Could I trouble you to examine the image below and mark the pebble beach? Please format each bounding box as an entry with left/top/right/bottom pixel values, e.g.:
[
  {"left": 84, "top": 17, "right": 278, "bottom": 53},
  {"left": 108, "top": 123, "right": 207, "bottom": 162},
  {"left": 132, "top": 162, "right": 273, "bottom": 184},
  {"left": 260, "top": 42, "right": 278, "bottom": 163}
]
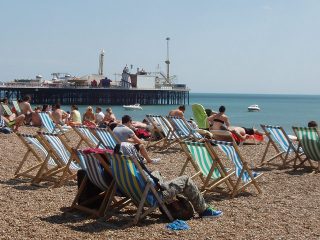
[{"left": 1, "top": 127, "right": 320, "bottom": 240}]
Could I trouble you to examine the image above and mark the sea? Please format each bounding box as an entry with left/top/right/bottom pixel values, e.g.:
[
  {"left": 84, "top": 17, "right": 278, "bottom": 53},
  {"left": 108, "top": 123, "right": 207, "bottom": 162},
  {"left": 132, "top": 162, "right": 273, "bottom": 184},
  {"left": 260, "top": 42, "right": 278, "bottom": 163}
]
[{"left": 51, "top": 93, "right": 320, "bottom": 134}]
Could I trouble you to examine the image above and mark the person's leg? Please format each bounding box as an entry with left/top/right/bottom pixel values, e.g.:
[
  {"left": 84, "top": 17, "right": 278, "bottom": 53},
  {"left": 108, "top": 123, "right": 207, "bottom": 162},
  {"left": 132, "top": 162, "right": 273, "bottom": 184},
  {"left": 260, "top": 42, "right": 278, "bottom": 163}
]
[
  {"left": 138, "top": 144, "right": 154, "bottom": 163},
  {"left": 14, "top": 114, "right": 25, "bottom": 131},
  {"left": 160, "top": 175, "right": 207, "bottom": 214}
]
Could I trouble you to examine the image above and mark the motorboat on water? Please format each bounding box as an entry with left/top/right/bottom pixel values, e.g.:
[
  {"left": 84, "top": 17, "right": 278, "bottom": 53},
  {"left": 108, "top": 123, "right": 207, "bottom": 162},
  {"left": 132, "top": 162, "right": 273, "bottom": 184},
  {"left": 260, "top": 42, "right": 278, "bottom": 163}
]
[
  {"left": 123, "top": 103, "right": 143, "bottom": 110},
  {"left": 248, "top": 104, "right": 260, "bottom": 112}
]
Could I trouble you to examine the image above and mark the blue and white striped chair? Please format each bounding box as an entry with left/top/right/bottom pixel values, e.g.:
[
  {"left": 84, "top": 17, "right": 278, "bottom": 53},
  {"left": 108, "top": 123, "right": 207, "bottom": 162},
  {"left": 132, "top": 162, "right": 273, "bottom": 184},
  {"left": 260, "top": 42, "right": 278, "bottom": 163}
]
[
  {"left": 90, "top": 127, "right": 120, "bottom": 150},
  {"left": 107, "top": 152, "right": 173, "bottom": 225},
  {"left": 38, "top": 112, "right": 71, "bottom": 141},
  {"left": 210, "top": 140, "right": 263, "bottom": 197},
  {"left": 167, "top": 116, "right": 203, "bottom": 141},
  {"left": 260, "top": 125, "right": 302, "bottom": 167},
  {"left": 36, "top": 132, "right": 81, "bottom": 187},
  {"left": 146, "top": 115, "right": 179, "bottom": 150},
  {"left": 15, "top": 133, "right": 57, "bottom": 181},
  {"left": 72, "top": 125, "right": 101, "bottom": 149}
]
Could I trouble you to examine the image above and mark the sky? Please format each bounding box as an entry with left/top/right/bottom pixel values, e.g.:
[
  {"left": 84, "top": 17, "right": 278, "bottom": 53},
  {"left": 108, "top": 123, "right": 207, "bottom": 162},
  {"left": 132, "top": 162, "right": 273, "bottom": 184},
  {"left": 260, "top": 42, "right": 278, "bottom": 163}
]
[{"left": 1, "top": 0, "right": 320, "bottom": 94}]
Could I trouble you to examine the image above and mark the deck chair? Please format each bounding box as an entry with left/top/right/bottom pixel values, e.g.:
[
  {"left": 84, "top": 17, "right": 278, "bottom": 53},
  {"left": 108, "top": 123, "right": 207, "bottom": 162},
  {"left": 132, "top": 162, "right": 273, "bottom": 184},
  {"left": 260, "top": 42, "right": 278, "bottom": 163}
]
[
  {"left": 107, "top": 152, "right": 173, "bottom": 226},
  {"left": 209, "top": 140, "right": 263, "bottom": 197},
  {"left": 72, "top": 125, "right": 101, "bottom": 149},
  {"left": 90, "top": 127, "right": 120, "bottom": 150},
  {"left": 192, "top": 103, "right": 210, "bottom": 129},
  {"left": 1, "top": 102, "right": 14, "bottom": 116},
  {"left": 167, "top": 116, "right": 204, "bottom": 141},
  {"left": 292, "top": 127, "right": 320, "bottom": 172},
  {"left": 260, "top": 124, "right": 302, "bottom": 167},
  {"left": 35, "top": 132, "right": 81, "bottom": 187},
  {"left": 14, "top": 133, "right": 57, "bottom": 181},
  {"left": 70, "top": 149, "right": 130, "bottom": 217},
  {"left": 180, "top": 141, "right": 235, "bottom": 194},
  {"left": 38, "top": 112, "right": 71, "bottom": 141},
  {"left": 145, "top": 115, "right": 179, "bottom": 151},
  {"left": 12, "top": 100, "right": 21, "bottom": 114}
]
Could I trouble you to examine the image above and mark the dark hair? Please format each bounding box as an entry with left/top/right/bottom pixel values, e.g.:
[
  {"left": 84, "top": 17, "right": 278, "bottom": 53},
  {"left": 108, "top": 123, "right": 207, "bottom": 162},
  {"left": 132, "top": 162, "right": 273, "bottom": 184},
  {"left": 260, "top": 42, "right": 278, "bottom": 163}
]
[
  {"left": 219, "top": 106, "right": 226, "bottom": 113},
  {"left": 178, "top": 105, "right": 186, "bottom": 111},
  {"left": 122, "top": 115, "right": 132, "bottom": 124},
  {"left": 205, "top": 108, "right": 212, "bottom": 117},
  {"left": 42, "top": 104, "right": 49, "bottom": 112},
  {"left": 71, "top": 104, "right": 78, "bottom": 110},
  {"left": 308, "top": 121, "right": 318, "bottom": 128},
  {"left": 96, "top": 107, "right": 102, "bottom": 111},
  {"left": 23, "top": 95, "right": 31, "bottom": 101},
  {"left": 55, "top": 103, "right": 61, "bottom": 109},
  {"left": 109, "top": 122, "right": 118, "bottom": 131}
]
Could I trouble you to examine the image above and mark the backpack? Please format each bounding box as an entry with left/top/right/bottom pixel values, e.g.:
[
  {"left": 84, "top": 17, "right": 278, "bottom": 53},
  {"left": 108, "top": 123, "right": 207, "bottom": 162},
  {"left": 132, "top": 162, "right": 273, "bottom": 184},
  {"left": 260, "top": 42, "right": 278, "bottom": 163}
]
[{"left": 161, "top": 194, "right": 194, "bottom": 220}]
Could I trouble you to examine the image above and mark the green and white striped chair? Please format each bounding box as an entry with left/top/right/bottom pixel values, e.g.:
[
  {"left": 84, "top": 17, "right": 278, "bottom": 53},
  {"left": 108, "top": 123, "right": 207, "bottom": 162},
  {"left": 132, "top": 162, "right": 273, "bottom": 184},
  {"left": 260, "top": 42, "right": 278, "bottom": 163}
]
[
  {"left": 107, "top": 152, "right": 173, "bottom": 226},
  {"left": 36, "top": 132, "right": 81, "bottom": 187},
  {"left": 38, "top": 112, "right": 71, "bottom": 141},
  {"left": 260, "top": 124, "right": 302, "bottom": 167},
  {"left": 210, "top": 140, "right": 263, "bottom": 197},
  {"left": 1, "top": 102, "right": 14, "bottom": 116},
  {"left": 12, "top": 100, "right": 21, "bottom": 114},
  {"left": 180, "top": 141, "right": 235, "bottom": 194},
  {"left": 90, "top": 127, "right": 120, "bottom": 150},
  {"left": 292, "top": 127, "right": 320, "bottom": 172}
]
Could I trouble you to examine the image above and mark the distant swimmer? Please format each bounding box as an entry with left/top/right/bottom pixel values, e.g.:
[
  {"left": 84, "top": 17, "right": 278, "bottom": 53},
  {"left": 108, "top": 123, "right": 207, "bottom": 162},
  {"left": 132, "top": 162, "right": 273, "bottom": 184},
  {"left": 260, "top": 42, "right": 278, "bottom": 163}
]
[{"left": 169, "top": 105, "right": 185, "bottom": 119}]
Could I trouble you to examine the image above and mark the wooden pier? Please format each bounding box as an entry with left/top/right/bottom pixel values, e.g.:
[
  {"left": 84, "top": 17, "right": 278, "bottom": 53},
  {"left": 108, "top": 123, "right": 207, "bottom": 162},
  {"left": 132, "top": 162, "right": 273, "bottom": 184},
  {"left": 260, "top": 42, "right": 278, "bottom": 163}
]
[{"left": 0, "top": 86, "right": 189, "bottom": 105}]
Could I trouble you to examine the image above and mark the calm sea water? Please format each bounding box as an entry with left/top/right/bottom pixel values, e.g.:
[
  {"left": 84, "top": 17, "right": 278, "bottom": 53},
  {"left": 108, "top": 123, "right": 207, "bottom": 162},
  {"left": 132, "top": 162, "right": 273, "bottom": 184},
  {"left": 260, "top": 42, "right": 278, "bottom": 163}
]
[{"left": 52, "top": 93, "right": 320, "bottom": 134}]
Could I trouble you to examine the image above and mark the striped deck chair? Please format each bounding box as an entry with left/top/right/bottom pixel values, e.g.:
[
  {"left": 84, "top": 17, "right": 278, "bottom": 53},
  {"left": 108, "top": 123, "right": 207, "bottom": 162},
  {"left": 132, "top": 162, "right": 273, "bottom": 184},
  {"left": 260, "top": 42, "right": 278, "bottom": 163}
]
[
  {"left": 260, "top": 125, "right": 302, "bottom": 167},
  {"left": 38, "top": 112, "right": 71, "bottom": 141},
  {"left": 146, "top": 114, "right": 179, "bottom": 150},
  {"left": 292, "top": 127, "right": 320, "bottom": 172},
  {"left": 72, "top": 125, "right": 101, "bottom": 149},
  {"left": 90, "top": 127, "right": 120, "bottom": 150},
  {"left": 35, "top": 132, "right": 81, "bottom": 187},
  {"left": 14, "top": 133, "right": 57, "bottom": 181},
  {"left": 12, "top": 100, "right": 21, "bottom": 114},
  {"left": 1, "top": 102, "right": 14, "bottom": 116},
  {"left": 107, "top": 152, "right": 173, "bottom": 226},
  {"left": 167, "top": 116, "right": 204, "bottom": 141},
  {"left": 209, "top": 140, "right": 263, "bottom": 197},
  {"left": 70, "top": 149, "right": 130, "bottom": 217},
  {"left": 180, "top": 141, "right": 235, "bottom": 194}
]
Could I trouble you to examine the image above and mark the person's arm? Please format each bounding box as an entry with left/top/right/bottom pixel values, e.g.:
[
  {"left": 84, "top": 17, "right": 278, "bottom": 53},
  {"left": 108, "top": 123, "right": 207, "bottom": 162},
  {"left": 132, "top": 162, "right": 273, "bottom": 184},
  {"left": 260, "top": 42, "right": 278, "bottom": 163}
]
[
  {"left": 130, "top": 134, "right": 143, "bottom": 144},
  {"left": 224, "top": 116, "right": 231, "bottom": 127},
  {"left": 26, "top": 103, "right": 34, "bottom": 113}
]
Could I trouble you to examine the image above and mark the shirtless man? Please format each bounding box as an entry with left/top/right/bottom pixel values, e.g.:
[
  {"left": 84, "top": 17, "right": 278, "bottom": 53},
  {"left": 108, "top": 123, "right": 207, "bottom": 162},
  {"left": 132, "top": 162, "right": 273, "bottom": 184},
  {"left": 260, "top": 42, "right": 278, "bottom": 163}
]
[
  {"left": 52, "top": 103, "right": 68, "bottom": 125},
  {"left": 169, "top": 105, "right": 185, "bottom": 118},
  {"left": 19, "top": 95, "right": 34, "bottom": 124}
]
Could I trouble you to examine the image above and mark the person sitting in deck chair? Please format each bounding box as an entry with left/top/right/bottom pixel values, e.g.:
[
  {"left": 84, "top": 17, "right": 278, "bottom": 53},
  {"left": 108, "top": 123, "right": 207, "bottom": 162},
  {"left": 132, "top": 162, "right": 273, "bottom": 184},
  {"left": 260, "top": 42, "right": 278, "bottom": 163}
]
[
  {"left": 169, "top": 105, "right": 186, "bottom": 119},
  {"left": 113, "top": 115, "right": 160, "bottom": 164},
  {"left": 114, "top": 141, "right": 223, "bottom": 218}
]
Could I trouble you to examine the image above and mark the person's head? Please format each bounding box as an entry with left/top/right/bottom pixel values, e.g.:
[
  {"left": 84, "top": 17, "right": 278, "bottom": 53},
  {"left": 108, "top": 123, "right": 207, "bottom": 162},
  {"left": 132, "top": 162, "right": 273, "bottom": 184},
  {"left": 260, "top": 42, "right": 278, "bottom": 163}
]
[
  {"left": 219, "top": 105, "right": 226, "bottom": 113},
  {"left": 71, "top": 105, "right": 78, "bottom": 110},
  {"left": 96, "top": 107, "right": 102, "bottom": 113},
  {"left": 122, "top": 115, "right": 132, "bottom": 125},
  {"left": 2, "top": 98, "right": 8, "bottom": 104},
  {"left": 42, "top": 104, "right": 49, "bottom": 112},
  {"left": 106, "top": 107, "right": 112, "bottom": 113},
  {"left": 23, "top": 95, "right": 31, "bottom": 102},
  {"left": 178, "top": 105, "right": 186, "bottom": 112},
  {"left": 86, "top": 106, "right": 93, "bottom": 113},
  {"left": 205, "top": 108, "right": 212, "bottom": 117},
  {"left": 308, "top": 121, "right": 318, "bottom": 128},
  {"left": 55, "top": 103, "right": 61, "bottom": 109}
]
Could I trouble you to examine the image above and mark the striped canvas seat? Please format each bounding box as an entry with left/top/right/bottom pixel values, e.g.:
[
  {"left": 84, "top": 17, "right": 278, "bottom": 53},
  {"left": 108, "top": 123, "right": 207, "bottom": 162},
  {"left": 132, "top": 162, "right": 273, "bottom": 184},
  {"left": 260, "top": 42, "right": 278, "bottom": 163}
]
[
  {"left": 15, "top": 133, "right": 57, "bottom": 181},
  {"left": 107, "top": 152, "right": 173, "bottom": 225},
  {"left": 210, "top": 140, "right": 262, "bottom": 197},
  {"left": 12, "top": 100, "right": 21, "bottom": 114},
  {"left": 146, "top": 115, "right": 178, "bottom": 150},
  {"left": 292, "top": 127, "right": 320, "bottom": 171},
  {"left": 1, "top": 102, "right": 13, "bottom": 116},
  {"left": 260, "top": 125, "right": 302, "bottom": 167},
  {"left": 36, "top": 132, "right": 81, "bottom": 187},
  {"left": 38, "top": 112, "right": 71, "bottom": 139},
  {"left": 73, "top": 125, "right": 101, "bottom": 149},
  {"left": 167, "top": 116, "right": 203, "bottom": 140},
  {"left": 180, "top": 141, "right": 234, "bottom": 194},
  {"left": 90, "top": 128, "right": 119, "bottom": 150}
]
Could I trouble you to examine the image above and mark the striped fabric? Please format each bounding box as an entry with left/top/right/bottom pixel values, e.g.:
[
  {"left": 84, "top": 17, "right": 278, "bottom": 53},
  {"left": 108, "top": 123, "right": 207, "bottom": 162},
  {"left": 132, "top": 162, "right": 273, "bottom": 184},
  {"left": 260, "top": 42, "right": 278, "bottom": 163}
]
[
  {"left": 0, "top": 116, "right": 5, "bottom": 128},
  {"left": 212, "top": 140, "right": 252, "bottom": 183},
  {"left": 168, "top": 116, "right": 203, "bottom": 139},
  {"left": 108, "top": 153, "right": 157, "bottom": 207},
  {"left": 1, "top": 103, "right": 13, "bottom": 116},
  {"left": 42, "top": 133, "right": 80, "bottom": 170},
  {"left": 20, "top": 134, "right": 56, "bottom": 166},
  {"left": 74, "top": 126, "right": 101, "bottom": 148},
  {"left": 92, "top": 128, "right": 118, "bottom": 149},
  {"left": 38, "top": 112, "right": 57, "bottom": 133},
  {"left": 264, "top": 125, "right": 293, "bottom": 153},
  {"left": 12, "top": 100, "right": 21, "bottom": 113},
  {"left": 75, "top": 150, "right": 109, "bottom": 191},
  {"left": 184, "top": 141, "right": 221, "bottom": 179},
  {"left": 293, "top": 127, "right": 320, "bottom": 161},
  {"left": 147, "top": 115, "right": 176, "bottom": 140}
]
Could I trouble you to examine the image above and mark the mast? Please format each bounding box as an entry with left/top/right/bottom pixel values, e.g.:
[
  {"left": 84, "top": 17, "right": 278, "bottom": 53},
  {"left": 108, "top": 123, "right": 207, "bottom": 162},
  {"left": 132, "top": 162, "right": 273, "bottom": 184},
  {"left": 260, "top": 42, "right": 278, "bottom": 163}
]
[
  {"left": 98, "top": 49, "right": 104, "bottom": 75},
  {"left": 165, "top": 37, "right": 170, "bottom": 83}
]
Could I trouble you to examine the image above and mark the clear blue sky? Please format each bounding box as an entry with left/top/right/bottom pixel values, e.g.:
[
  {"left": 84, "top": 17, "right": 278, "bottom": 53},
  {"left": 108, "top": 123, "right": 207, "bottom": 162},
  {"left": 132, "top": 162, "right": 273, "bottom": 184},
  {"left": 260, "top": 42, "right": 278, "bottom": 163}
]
[{"left": 1, "top": 1, "right": 320, "bottom": 94}]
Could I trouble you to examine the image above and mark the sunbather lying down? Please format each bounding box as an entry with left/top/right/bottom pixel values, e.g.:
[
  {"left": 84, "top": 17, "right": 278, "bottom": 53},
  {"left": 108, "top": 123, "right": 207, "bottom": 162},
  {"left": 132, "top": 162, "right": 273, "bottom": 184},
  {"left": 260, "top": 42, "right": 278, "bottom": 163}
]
[{"left": 228, "top": 126, "right": 264, "bottom": 142}]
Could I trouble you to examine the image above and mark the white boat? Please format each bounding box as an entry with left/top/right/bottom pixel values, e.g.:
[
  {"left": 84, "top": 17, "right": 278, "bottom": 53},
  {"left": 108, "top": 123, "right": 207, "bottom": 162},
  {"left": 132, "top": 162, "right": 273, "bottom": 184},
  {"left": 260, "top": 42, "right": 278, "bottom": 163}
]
[
  {"left": 248, "top": 104, "right": 260, "bottom": 112},
  {"left": 123, "top": 103, "right": 143, "bottom": 110}
]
